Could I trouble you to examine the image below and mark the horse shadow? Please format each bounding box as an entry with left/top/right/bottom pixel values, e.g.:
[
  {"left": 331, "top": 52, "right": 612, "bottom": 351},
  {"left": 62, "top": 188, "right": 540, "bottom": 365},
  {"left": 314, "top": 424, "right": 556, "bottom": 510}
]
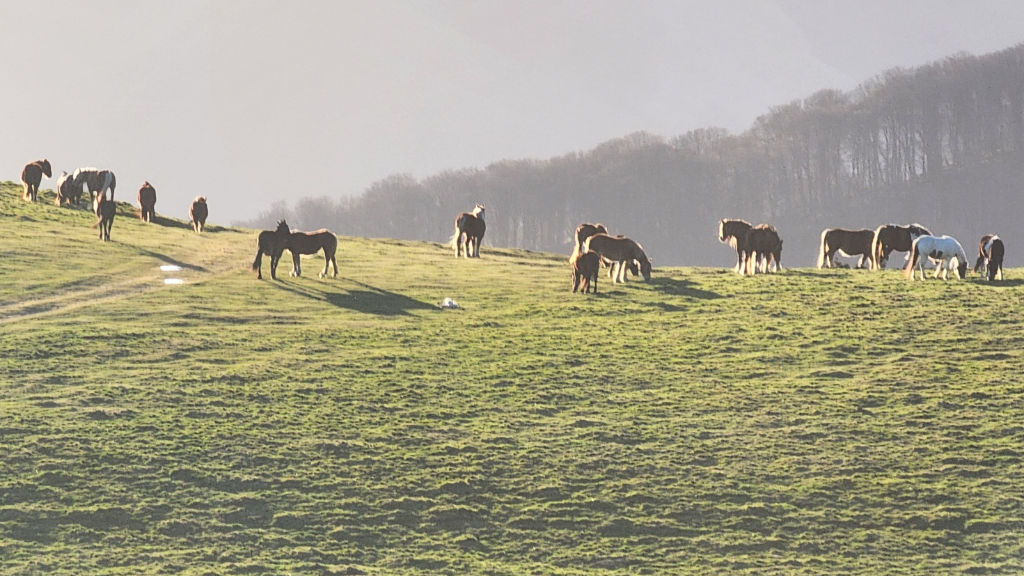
[
  {"left": 272, "top": 278, "right": 436, "bottom": 316},
  {"left": 131, "top": 246, "right": 209, "bottom": 272},
  {"left": 648, "top": 277, "right": 722, "bottom": 300}
]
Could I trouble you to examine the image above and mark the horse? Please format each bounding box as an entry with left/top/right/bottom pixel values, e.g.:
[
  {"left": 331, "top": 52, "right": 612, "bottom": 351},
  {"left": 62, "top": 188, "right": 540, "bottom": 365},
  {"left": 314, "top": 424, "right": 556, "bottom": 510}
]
[
  {"left": 53, "top": 171, "right": 82, "bottom": 207},
  {"left": 450, "top": 204, "right": 486, "bottom": 258},
  {"left": 743, "top": 224, "right": 783, "bottom": 274},
  {"left": 817, "top": 228, "right": 875, "bottom": 269},
  {"left": 252, "top": 220, "right": 291, "bottom": 280},
  {"left": 906, "top": 234, "right": 968, "bottom": 280},
  {"left": 72, "top": 167, "right": 116, "bottom": 203},
  {"left": 189, "top": 197, "right": 208, "bottom": 233},
  {"left": 287, "top": 229, "right": 339, "bottom": 279},
  {"left": 91, "top": 194, "right": 115, "bottom": 241},
  {"left": 138, "top": 181, "right": 157, "bottom": 222},
  {"left": 583, "top": 233, "right": 652, "bottom": 282},
  {"left": 21, "top": 159, "right": 51, "bottom": 202},
  {"left": 973, "top": 234, "right": 1005, "bottom": 281},
  {"left": 570, "top": 250, "right": 600, "bottom": 293},
  {"left": 718, "top": 218, "right": 753, "bottom": 273},
  {"left": 572, "top": 223, "right": 608, "bottom": 257},
  {"left": 871, "top": 223, "right": 930, "bottom": 270}
]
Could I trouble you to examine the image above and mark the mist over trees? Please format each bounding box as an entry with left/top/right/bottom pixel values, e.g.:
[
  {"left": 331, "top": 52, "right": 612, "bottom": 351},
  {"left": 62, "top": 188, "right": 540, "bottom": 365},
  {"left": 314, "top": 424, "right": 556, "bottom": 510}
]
[{"left": 243, "top": 44, "right": 1024, "bottom": 266}]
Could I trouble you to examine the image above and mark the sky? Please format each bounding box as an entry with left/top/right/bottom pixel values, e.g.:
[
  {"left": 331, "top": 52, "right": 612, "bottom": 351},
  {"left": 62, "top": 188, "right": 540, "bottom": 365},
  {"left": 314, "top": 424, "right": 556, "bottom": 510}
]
[{"left": 3, "top": 1, "right": 1024, "bottom": 224}]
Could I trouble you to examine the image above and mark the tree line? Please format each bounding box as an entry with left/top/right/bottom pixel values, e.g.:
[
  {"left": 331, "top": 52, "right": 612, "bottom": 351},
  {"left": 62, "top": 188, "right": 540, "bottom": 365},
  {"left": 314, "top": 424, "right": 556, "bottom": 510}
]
[{"left": 242, "top": 44, "right": 1024, "bottom": 266}]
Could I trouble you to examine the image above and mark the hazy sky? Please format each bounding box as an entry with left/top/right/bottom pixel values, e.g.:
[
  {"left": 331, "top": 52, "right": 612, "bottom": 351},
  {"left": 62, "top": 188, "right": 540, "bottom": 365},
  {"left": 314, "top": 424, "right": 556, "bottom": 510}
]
[{"left": 4, "top": 1, "right": 1024, "bottom": 224}]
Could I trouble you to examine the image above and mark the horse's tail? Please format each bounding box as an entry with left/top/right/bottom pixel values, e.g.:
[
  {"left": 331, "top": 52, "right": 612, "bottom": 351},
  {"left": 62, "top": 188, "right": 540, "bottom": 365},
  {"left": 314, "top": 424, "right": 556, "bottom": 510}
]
[
  {"left": 817, "top": 229, "right": 830, "bottom": 269},
  {"left": 905, "top": 242, "right": 920, "bottom": 278},
  {"left": 449, "top": 220, "right": 462, "bottom": 251},
  {"left": 252, "top": 246, "right": 264, "bottom": 271},
  {"left": 870, "top": 228, "right": 883, "bottom": 270}
]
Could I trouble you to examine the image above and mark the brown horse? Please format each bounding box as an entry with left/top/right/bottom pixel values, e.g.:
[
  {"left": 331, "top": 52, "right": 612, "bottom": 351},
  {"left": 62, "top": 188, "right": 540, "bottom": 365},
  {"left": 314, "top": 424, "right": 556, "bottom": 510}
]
[
  {"left": 871, "top": 223, "right": 930, "bottom": 270},
  {"left": 54, "top": 171, "right": 82, "bottom": 207},
  {"left": 287, "top": 229, "right": 339, "bottom": 278},
  {"left": 817, "top": 228, "right": 875, "bottom": 269},
  {"left": 252, "top": 220, "right": 291, "bottom": 280},
  {"left": 718, "top": 218, "right": 753, "bottom": 273},
  {"left": 138, "top": 181, "right": 157, "bottom": 222},
  {"left": 570, "top": 250, "right": 600, "bottom": 293},
  {"left": 21, "top": 159, "right": 51, "bottom": 202},
  {"left": 974, "top": 234, "right": 1005, "bottom": 281},
  {"left": 189, "top": 197, "right": 208, "bottom": 233},
  {"left": 744, "top": 224, "right": 782, "bottom": 274},
  {"left": 91, "top": 194, "right": 115, "bottom": 241},
  {"left": 572, "top": 223, "right": 608, "bottom": 257},
  {"left": 450, "top": 204, "right": 486, "bottom": 258},
  {"left": 583, "top": 233, "right": 652, "bottom": 282}
]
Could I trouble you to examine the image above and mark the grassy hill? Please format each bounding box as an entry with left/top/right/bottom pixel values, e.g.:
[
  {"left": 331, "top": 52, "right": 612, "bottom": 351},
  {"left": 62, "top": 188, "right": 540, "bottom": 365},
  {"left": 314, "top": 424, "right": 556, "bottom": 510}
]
[{"left": 1, "top": 181, "right": 1023, "bottom": 575}]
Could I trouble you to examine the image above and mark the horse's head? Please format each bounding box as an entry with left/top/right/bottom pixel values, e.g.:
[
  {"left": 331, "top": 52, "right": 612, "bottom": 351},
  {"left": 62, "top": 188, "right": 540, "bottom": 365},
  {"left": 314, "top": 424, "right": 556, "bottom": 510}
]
[
  {"left": 472, "top": 204, "right": 485, "bottom": 219},
  {"left": 956, "top": 260, "right": 968, "bottom": 280},
  {"left": 639, "top": 256, "right": 652, "bottom": 281},
  {"left": 40, "top": 159, "right": 52, "bottom": 178},
  {"left": 276, "top": 220, "right": 291, "bottom": 234}
]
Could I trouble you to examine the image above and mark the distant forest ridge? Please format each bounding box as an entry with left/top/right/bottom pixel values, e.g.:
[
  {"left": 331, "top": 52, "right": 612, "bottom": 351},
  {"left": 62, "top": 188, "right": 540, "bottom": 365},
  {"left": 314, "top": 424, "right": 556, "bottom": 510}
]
[{"left": 243, "top": 42, "right": 1024, "bottom": 266}]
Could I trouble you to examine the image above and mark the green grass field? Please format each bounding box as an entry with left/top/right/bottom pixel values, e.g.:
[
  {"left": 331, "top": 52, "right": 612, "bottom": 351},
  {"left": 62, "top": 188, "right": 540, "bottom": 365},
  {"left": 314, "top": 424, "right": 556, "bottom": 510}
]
[{"left": 1, "top": 181, "right": 1023, "bottom": 575}]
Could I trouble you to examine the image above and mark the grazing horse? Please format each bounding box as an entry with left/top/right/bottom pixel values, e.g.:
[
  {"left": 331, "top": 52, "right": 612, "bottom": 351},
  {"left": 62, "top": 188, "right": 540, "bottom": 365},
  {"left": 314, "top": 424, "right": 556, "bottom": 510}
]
[
  {"left": 91, "top": 194, "right": 115, "bottom": 241},
  {"left": 252, "top": 220, "right": 291, "bottom": 280},
  {"left": 906, "top": 234, "right": 969, "bottom": 280},
  {"left": 53, "top": 171, "right": 82, "bottom": 207},
  {"left": 583, "top": 233, "right": 652, "bottom": 282},
  {"left": 744, "top": 224, "right": 783, "bottom": 274},
  {"left": 189, "top": 197, "right": 208, "bottom": 233},
  {"left": 72, "top": 167, "right": 116, "bottom": 203},
  {"left": 572, "top": 223, "right": 608, "bottom": 257},
  {"left": 718, "top": 218, "right": 753, "bottom": 273},
  {"left": 570, "top": 250, "right": 600, "bottom": 293},
  {"left": 287, "top": 229, "right": 339, "bottom": 278},
  {"left": 138, "top": 181, "right": 157, "bottom": 222},
  {"left": 450, "top": 204, "right": 486, "bottom": 258},
  {"left": 817, "top": 228, "right": 875, "bottom": 269},
  {"left": 21, "top": 159, "right": 51, "bottom": 202},
  {"left": 974, "top": 234, "right": 1005, "bottom": 281},
  {"left": 871, "top": 223, "right": 930, "bottom": 270}
]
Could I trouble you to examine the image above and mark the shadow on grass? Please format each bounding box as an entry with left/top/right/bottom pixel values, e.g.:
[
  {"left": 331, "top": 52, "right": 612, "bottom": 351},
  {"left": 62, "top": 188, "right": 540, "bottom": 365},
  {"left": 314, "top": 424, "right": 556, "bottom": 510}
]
[
  {"left": 649, "top": 277, "right": 722, "bottom": 300},
  {"left": 131, "top": 246, "right": 210, "bottom": 272},
  {"left": 271, "top": 278, "right": 436, "bottom": 316}
]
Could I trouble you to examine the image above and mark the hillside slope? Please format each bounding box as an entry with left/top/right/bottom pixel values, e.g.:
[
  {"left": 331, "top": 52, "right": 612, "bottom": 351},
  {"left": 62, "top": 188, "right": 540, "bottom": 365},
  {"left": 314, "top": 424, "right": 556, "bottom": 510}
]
[{"left": 2, "top": 182, "right": 1023, "bottom": 575}]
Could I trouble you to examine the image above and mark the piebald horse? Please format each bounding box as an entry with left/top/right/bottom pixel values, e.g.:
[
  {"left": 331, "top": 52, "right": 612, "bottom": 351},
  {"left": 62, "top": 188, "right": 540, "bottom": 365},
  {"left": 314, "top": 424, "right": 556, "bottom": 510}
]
[
  {"left": 572, "top": 222, "right": 608, "bottom": 258},
  {"left": 817, "top": 228, "right": 875, "bottom": 269},
  {"left": 72, "top": 167, "right": 116, "bottom": 203},
  {"left": 871, "top": 223, "right": 930, "bottom": 270},
  {"left": 54, "top": 171, "right": 82, "bottom": 207},
  {"left": 252, "top": 220, "right": 291, "bottom": 280},
  {"left": 450, "top": 204, "right": 486, "bottom": 258},
  {"left": 718, "top": 218, "right": 753, "bottom": 273},
  {"left": 21, "top": 159, "right": 51, "bottom": 202},
  {"left": 138, "top": 181, "right": 157, "bottom": 222},
  {"left": 906, "top": 234, "right": 968, "bottom": 280},
  {"left": 973, "top": 234, "right": 1005, "bottom": 281},
  {"left": 189, "top": 197, "right": 208, "bottom": 233},
  {"left": 583, "top": 233, "right": 652, "bottom": 283}
]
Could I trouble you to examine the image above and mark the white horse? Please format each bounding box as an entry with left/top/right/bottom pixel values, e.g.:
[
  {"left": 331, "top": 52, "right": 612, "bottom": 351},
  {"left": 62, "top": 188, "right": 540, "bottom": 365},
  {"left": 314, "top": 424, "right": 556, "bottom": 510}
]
[
  {"left": 906, "top": 234, "right": 969, "bottom": 280},
  {"left": 72, "top": 167, "right": 117, "bottom": 203}
]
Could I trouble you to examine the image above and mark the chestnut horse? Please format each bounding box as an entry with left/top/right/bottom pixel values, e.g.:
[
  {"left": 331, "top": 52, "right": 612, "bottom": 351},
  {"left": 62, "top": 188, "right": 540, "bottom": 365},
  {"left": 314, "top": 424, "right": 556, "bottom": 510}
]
[
  {"left": 450, "top": 204, "right": 486, "bottom": 258},
  {"left": 973, "top": 234, "right": 1005, "bottom": 281},
  {"left": 583, "top": 233, "right": 652, "bottom": 282},
  {"left": 572, "top": 222, "right": 608, "bottom": 257},
  {"left": 718, "top": 218, "right": 753, "bottom": 273},
  {"left": 871, "top": 223, "right": 930, "bottom": 270},
  {"left": 570, "top": 250, "right": 600, "bottom": 293},
  {"left": 288, "top": 229, "right": 339, "bottom": 278},
  {"left": 189, "top": 197, "right": 208, "bottom": 233},
  {"left": 252, "top": 220, "right": 291, "bottom": 280},
  {"left": 744, "top": 224, "right": 783, "bottom": 274},
  {"left": 21, "top": 159, "right": 51, "bottom": 202},
  {"left": 817, "top": 228, "right": 875, "bottom": 269},
  {"left": 138, "top": 181, "right": 157, "bottom": 222}
]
